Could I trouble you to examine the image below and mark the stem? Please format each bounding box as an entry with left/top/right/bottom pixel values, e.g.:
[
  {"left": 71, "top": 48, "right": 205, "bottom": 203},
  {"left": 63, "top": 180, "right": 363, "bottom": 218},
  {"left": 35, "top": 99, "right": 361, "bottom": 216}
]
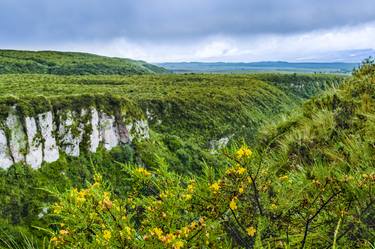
[
  {"left": 300, "top": 191, "right": 341, "bottom": 249},
  {"left": 332, "top": 217, "right": 342, "bottom": 249}
]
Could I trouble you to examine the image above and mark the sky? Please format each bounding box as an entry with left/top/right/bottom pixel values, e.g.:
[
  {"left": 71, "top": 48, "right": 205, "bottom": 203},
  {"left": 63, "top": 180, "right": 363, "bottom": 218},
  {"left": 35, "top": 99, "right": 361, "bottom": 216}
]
[{"left": 0, "top": 0, "right": 375, "bottom": 62}]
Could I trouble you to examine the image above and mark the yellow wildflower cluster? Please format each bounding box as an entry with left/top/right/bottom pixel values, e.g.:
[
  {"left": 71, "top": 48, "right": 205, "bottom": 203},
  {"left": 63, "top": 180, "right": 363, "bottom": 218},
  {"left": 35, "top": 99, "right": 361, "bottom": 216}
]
[
  {"left": 50, "top": 236, "right": 64, "bottom": 246},
  {"left": 76, "top": 189, "right": 89, "bottom": 206},
  {"left": 120, "top": 226, "right": 133, "bottom": 240},
  {"left": 209, "top": 181, "right": 221, "bottom": 194},
  {"left": 147, "top": 217, "right": 206, "bottom": 248},
  {"left": 279, "top": 175, "right": 289, "bottom": 181},
  {"left": 362, "top": 173, "right": 375, "bottom": 181},
  {"left": 229, "top": 197, "right": 238, "bottom": 210},
  {"left": 182, "top": 193, "right": 192, "bottom": 201},
  {"left": 238, "top": 186, "right": 244, "bottom": 193},
  {"left": 235, "top": 146, "right": 253, "bottom": 159},
  {"left": 173, "top": 240, "right": 184, "bottom": 249},
  {"left": 226, "top": 164, "right": 247, "bottom": 176},
  {"left": 67, "top": 186, "right": 95, "bottom": 208},
  {"left": 53, "top": 203, "right": 63, "bottom": 214},
  {"left": 136, "top": 167, "right": 152, "bottom": 177},
  {"left": 150, "top": 227, "right": 164, "bottom": 239},
  {"left": 187, "top": 180, "right": 195, "bottom": 193},
  {"left": 99, "top": 191, "right": 113, "bottom": 210},
  {"left": 246, "top": 226, "right": 257, "bottom": 237},
  {"left": 50, "top": 229, "right": 69, "bottom": 246},
  {"left": 159, "top": 190, "right": 171, "bottom": 199},
  {"left": 103, "top": 230, "right": 112, "bottom": 241}
]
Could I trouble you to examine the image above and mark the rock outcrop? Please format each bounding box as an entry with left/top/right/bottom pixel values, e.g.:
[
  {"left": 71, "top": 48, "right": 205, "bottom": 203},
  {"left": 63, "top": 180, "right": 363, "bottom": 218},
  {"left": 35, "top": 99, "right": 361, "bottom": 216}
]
[{"left": 0, "top": 105, "right": 149, "bottom": 169}]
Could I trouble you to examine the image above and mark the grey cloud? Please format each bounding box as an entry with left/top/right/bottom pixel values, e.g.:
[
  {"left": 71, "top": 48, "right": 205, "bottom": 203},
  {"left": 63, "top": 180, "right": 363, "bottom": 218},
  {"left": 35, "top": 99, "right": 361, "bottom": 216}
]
[{"left": 1, "top": 0, "right": 375, "bottom": 44}]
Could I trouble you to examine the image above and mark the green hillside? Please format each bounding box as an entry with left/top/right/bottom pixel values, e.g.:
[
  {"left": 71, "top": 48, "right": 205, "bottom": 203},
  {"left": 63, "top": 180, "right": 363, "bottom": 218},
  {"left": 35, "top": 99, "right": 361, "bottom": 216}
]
[
  {"left": 0, "top": 73, "right": 343, "bottom": 145},
  {"left": 0, "top": 61, "right": 370, "bottom": 248},
  {"left": 2, "top": 53, "right": 373, "bottom": 249},
  {"left": 0, "top": 50, "right": 167, "bottom": 75}
]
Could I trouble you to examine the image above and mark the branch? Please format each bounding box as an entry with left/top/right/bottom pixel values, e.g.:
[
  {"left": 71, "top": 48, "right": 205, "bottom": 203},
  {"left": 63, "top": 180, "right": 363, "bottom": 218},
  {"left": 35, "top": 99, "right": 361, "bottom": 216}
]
[{"left": 300, "top": 190, "right": 342, "bottom": 249}]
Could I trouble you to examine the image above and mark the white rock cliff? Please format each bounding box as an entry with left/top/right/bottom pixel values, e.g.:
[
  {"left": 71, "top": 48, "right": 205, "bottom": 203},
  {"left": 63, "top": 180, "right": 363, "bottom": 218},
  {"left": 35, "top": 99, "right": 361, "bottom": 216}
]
[{"left": 0, "top": 106, "right": 149, "bottom": 169}]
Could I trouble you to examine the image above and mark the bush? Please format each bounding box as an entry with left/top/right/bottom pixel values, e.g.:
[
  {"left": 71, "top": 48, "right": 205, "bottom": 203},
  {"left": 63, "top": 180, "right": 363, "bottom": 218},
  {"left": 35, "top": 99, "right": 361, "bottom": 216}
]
[{"left": 45, "top": 144, "right": 374, "bottom": 248}]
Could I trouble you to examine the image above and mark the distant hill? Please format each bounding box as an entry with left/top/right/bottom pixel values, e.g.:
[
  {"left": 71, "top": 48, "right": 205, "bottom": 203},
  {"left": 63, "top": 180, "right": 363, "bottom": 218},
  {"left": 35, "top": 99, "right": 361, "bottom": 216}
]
[
  {"left": 158, "top": 61, "right": 359, "bottom": 74},
  {"left": 0, "top": 50, "right": 167, "bottom": 75}
]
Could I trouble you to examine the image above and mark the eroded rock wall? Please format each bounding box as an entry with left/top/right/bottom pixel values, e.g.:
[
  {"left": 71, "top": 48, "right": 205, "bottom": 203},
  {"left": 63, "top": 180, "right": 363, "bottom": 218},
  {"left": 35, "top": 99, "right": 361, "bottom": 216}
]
[{"left": 0, "top": 105, "right": 149, "bottom": 169}]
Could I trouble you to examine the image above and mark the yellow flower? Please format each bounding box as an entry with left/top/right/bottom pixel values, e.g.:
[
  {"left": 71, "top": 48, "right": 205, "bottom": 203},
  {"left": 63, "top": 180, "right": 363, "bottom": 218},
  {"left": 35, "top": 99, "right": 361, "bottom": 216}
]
[
  {"left": 181, "top": 226, "right": 191, "bottom": 237},
  {"left": 279, "top": 175, "right": 289, "bottom": 181},
  {"left": 246, "top": 226, "right": 256, "bottom": 237},
  {"left": 190, "top": 221, "right": 198, "bottom": 229},
  {"left": 239, "top": 187, "right": 244, "bottom": 193},
  {"left": 50, "top": 236, "right": 63, "bottom": 245},
  {"left": 78, "top": 189, "right": 88, "bottom": 199},
  {"left": 225, "top": 167, "right": 235, "bottom": 175},
  {"left": 229, "top": 197, "right": 238, "bottom": 210},
  {"left": 187, "top": 183, "right": 195, "bottom": 193},
  {"left": 59, "top": 229, "right": 69, "bottom": 236},
  {"left": 183, "top": 194, "right": 192, "bottom": 201},
  {"left": 136, "top": 167, "right": 152, "bottom": 177},
  {"left": 235, "top": 146, "right": 253, "bottom": 159},
  {"left": 173, "top": 240, "right": 184, "bottom": 249},
  {"left": 160, "top": 191, "right": 169, "bottom": 199},
  {"left": 150, "top": 227, "right": 163, "bottom": 239},
  {"left": 76, "top": 196, "right": 86, "bottom": 206},
  {"left": 50, "top": 237, "right": 58, "bottom": 242},
  {"left": 247, "top": 176, "right": 253, "bottom": 184},
  {"left": 161, "top": 233, "right": 176, "bottom": 244},
  {"left": 121, "top": 226, "right": 133, "bottom": 240},
  {"left": 53, "top": 204, "right": 63, "bottom": 214},
  {"left": 271, "top": 203, "right": 277, "bottom": 209},
  {"left": 209, "top": 182, "right": 220, "bottom": 193},
  {"left": 199, "top": 217, "right": 206, "bottom": 225},
  {"left": 344, "top": 175, "right": 354, "bottom": 181},
  {"left": 103, "top": 230, "right": 112, "bottom": 241},
  {"left": 236, "top": 166, "right": 247, "bottom": 175}
]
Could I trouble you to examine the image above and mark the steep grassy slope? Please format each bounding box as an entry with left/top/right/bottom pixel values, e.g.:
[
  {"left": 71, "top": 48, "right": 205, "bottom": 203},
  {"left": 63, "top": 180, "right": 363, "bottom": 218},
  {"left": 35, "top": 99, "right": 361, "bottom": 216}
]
[
  {"left": 250, "top": 61, "right": 375, "bottom": 248},
  {"left": 0, "top": 50, "right": 167, "bottom": 75}
]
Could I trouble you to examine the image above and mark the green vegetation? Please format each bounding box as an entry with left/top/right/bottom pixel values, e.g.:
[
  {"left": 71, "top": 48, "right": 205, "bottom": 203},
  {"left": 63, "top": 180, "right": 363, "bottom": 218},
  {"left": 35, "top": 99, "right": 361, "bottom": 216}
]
[
  {"left": 0, "top": 51, "right": 373, "bottom": 248},
  {"left": 34, "top": 60, "right": 373, "bottom": 249},
  {"left": 0, "top": 50, "right": 167, "bottom": 75},
  {"left": 0, "top": 73, "right": 343, "bottom": 145}
]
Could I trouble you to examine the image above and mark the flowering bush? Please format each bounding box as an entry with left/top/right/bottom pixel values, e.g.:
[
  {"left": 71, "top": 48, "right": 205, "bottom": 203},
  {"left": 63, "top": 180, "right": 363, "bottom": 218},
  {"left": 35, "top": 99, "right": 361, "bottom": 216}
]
[{"left": 46, "top": 143, "right": 374, "bottom": 248}]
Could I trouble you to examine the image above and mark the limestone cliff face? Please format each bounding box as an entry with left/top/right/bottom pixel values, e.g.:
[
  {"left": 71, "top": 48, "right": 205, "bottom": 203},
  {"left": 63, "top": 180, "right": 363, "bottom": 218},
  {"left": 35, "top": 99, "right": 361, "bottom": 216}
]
[{"left": 0, "top": 105, "right": 149, "bottom": 169}]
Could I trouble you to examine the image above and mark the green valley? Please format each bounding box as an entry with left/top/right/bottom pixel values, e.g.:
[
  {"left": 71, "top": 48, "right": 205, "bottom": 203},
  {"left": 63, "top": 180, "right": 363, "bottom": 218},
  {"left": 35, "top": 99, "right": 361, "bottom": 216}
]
[{"left": 0, "top": 51, "right": 373, "bottom": 249}]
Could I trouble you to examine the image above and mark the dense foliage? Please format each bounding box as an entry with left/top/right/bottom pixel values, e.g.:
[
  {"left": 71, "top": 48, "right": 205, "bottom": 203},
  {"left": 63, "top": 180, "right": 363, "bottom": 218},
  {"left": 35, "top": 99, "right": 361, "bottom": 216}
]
[
  {"left": 0, "top": 50, "right": 167, "bottom": 75},
  {"left": 1, "top": 56, "right": 373, "bottom": 248},
  {"left": 0, "top": 73, "right": 343, "bottom": 145},
  {"left": 36, "top": 61, "right": 374, "bottom": 249}
]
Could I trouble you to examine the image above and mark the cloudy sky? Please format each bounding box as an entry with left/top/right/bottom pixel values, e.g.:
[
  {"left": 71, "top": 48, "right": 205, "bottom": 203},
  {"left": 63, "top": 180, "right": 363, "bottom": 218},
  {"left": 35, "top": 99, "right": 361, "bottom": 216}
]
[{"left": 1, "top": 0, "right": 375, "bottom": 62}]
